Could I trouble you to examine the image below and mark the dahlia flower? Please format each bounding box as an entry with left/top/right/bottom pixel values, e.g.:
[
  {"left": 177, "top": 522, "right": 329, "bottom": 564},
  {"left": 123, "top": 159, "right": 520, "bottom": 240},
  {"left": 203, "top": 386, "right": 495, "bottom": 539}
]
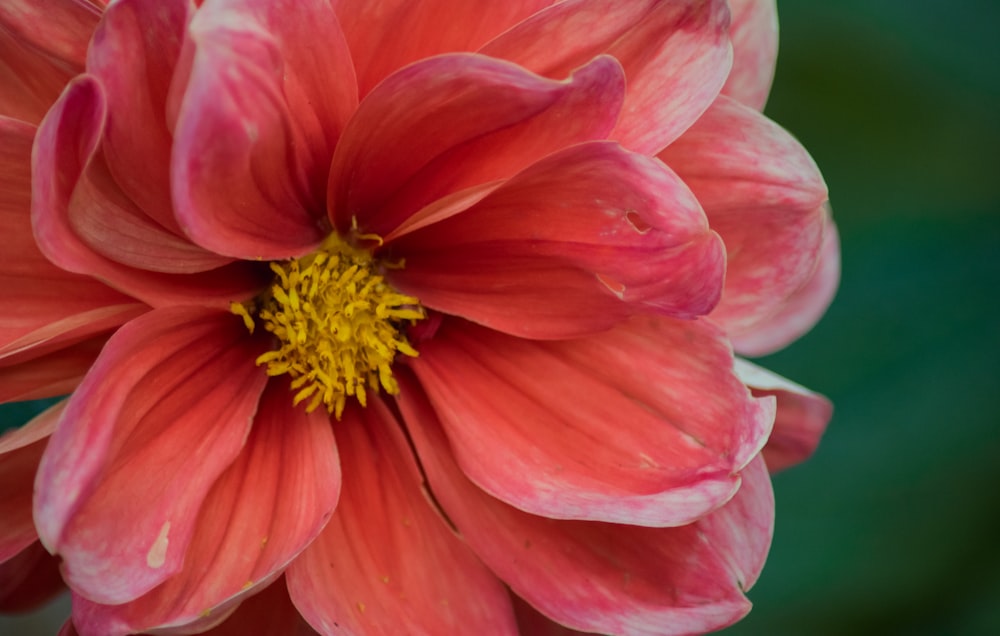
[{"left": 0, "top": 0, "right": 838, "bottom": 634}]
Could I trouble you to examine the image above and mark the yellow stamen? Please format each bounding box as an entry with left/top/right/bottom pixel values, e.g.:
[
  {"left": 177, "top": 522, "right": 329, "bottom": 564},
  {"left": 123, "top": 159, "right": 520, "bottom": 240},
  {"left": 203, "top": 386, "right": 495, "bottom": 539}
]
[{"left": 233, "top": 234, "right": 424, "bottom": 417}]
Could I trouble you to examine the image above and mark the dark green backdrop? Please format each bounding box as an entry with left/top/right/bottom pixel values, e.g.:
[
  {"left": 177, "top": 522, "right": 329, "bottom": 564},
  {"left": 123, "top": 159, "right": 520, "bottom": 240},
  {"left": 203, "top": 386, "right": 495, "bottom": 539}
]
[{"left": 3, "top": 2, "right": 998, "bottom": 634}]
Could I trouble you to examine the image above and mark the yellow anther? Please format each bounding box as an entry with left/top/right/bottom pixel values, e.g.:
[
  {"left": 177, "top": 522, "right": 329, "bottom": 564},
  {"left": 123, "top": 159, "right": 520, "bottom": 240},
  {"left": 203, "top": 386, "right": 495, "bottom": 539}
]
[{"left": 231, "top": 234, "right": 424, "bottom": 416}]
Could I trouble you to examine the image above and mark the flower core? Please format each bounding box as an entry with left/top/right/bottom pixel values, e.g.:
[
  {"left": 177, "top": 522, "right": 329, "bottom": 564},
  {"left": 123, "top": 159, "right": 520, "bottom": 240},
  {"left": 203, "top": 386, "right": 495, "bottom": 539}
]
[{"left": 232, "top": 234, "right": 424, "bottom": 417}]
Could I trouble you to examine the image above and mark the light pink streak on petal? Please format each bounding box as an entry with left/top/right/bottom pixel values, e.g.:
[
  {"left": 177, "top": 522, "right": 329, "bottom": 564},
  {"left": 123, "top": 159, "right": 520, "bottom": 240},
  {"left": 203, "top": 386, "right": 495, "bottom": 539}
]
[
  {"left": 288, "top": 398, "right": 517, "bottom": 636},
  {"left": 0, "top": 338, "right": 104, "bottom": 404},
  {"left": 1, "top": 116, "right": 145, "bottom": 360},
  {"left": 86, "top": 0, "right": 192, "bottom": 234},
  {"left": 0, "top": 401, "right": 62, "bottom": 561},
  {"left": 329, "top": 54, "right": 624, "bottom": 238},
  {"left": 730, "top": 213, "right": 841, "bottom": 356},
  {"left": 31, "top": 77, "right": 268, "bottom": 307},
  {"left": 358, "top": 56, "right": 626, "bottom": 240},
  {"left": 34, "top": 307, "right": 269, "bottom": 604},
  {"left": 735, "top": 358, "right": 833, "bottom": 472},
  {"left": 0, "top": 541, "right": 65, "bottom": 613},
  {"left": 332, "top": 0, "right": 556, "bottom": 96},
  {"left": 72, "top": 378, "right": 340, "bottom": 636},
  {"left": 389, "top": 142, "right": 725, "bottom": 339},
  {"left": 480, "top": 0, "right": 733, "bottom": 155},
  {"left": 0, "top": 0, "right": 100, "bottom": 73},
  {"left": 722, "top": 0, "right": 778, "bottom": 111},
  {"left": 173, "top": 0, "right": 357, "bottom": 260},
  {"left": 659, "top": 96, "right": 828, "bottom": 337},
  {"left": 402, "top": 385, "right": 775, "bottom": 636},
  {"left": 408, "top": 317, "right": 773, "bottom": 527}
]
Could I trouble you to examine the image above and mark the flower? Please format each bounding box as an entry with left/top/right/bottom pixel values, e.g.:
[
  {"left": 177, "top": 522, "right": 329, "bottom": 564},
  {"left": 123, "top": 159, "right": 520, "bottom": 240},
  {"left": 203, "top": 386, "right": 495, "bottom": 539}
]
[{"left": 0, "top": 0, "right": 839, "bottom": 634}]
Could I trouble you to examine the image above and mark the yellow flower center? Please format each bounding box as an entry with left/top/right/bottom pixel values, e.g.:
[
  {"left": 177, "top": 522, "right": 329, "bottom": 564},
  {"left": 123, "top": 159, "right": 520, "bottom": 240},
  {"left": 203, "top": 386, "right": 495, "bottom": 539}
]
[{"left": 232, "top": 234, "right": 424, "bottom": 418}]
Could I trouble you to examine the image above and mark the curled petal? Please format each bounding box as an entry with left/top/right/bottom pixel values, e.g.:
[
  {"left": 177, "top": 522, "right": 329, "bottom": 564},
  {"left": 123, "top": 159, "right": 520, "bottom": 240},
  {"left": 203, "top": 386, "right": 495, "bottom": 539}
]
[
  {"left": 34, "top": 307, "right": 269, "bottom": 604},
  {"left": 402, "top": 385, "right": 775, "bottom": 636},
  {"left": 330, "top": 54, "right": 625, "bottom": 238},
  {"left": 173, "top": 0, "right": 357, "bottom": 259},
  {"left": 389, "top": 142, "right": 725, "bottom": 339},
  {"left": 722, "top": 0, "right": 779, "bottom": 110},
  {"left": 735, "top": 358, "right": 833, "bottom": 472},
  {"left": 730, "top": 213, "right": 841, "bottom": 355},
  {"left": 287, "top": 398, "right": 516, "bottom": 636},
  {"left": 407, "top": 317, "right": 773, "bottom": 527},
  {"left": 481, "top": 0, "right": 733, "bottom": 154},
  {"left": 71, "top": 378, "right": 340, "bottom": 636},
  {"left": 659, "top": 96, "right": 828, "bottom": 338},
  {"left": 0, "top": 401, "right": 62, "bottom": 561},
  {"left": 31, "top": 76, "right": 267, "bottom": 306},
  {"left": 333, "top": 0, "right": 555, "bottom": 96}
]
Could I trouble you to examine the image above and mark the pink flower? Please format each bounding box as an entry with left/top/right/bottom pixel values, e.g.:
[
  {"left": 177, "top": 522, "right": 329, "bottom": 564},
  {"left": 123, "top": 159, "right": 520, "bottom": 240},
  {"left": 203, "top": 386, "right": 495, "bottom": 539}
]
[{"left": 0, "top": 0, "right": 838, "bottom": 634}]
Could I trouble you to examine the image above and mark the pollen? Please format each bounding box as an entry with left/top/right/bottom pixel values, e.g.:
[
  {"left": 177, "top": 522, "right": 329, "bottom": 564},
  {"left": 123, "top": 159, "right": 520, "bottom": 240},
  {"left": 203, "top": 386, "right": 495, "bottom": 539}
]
[{"left": 232, "top": 234, "right": 424, "bottom": 418}]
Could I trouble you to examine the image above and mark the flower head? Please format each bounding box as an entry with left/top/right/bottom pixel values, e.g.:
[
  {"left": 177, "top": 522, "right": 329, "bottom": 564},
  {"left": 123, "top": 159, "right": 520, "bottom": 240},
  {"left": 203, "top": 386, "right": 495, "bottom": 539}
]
[{"left": 0, "top": 0, "right": 838, "bottom": 634}]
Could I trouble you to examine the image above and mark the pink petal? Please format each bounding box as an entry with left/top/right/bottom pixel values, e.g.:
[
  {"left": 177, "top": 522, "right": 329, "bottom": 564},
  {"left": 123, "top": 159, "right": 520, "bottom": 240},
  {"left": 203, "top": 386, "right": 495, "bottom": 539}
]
[
  {"left": 658, "top": 95, "right": 828, "bottom": 338},
  {"left": 729, "top": 213, "right": 841, "bottom": 356},
  {"left": 388, "top": 142, "right": 725, "bottom": 339},
  {"left": 172, "top": 0, "right": 357, "bottom": 259},
  {"left": 0, "top": 338, "right": 104, "bottom": 403},
  {"left": 332, "top": 0, "right": 555, "bottom": 96},
  {"left": 31, "top": 76, "right": 268, "bottom": 306},
  {"left": 0, "top": 0, "right": 99, "bottom": 72},
  {"left": 721, "top": 0, "right": 779, "bottom": 110},
  {"left": 34, "top": 307, "right": 269, "bottom": 604},
  {"left": 480, "top": 0, "right": 733, "bottom": 155},
  {"left": 287, "top": 398, "right": 516, "bottom": 635},
  {"left": 407, "top": 317, "right": 773, "bottom": 527},
  {"left": 402, "top": 387, "right": 775, "bottom": 636},
  {"left": 71, "top": 378, "right": 340, "bottom": 635},
  {"left": 735, "top": 359, "right": 833, "bottom": 472},
  {"left": 0, "top": 401, "right": 62, "bottom": 561},
  {"left": 0, "top": 541, "right": 65, "bottom": 613},
  {"left": 329, "top": 54, "right": 625, "bottom": 239}
]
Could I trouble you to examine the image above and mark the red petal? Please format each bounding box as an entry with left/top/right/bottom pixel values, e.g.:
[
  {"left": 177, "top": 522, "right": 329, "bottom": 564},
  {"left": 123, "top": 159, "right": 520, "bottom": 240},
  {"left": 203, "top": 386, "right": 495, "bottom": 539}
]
[
  {"left": 0, "top": 338, "right": 104, "bottom": 403},
  {"left": 329, "top": 54, "right": 624, "bottom": 239},
  {"left": 722, "top": 0, "right": 778, "bottom": 110},
  {"left": 31, "top": 76, "right": 267, "bottom": 306},
  {"left": 735, "top": 359, "right": 833, "bottom": 472},
  {"left": 287, "top": 398, "right": 516, "bottom": 635},
  {"left": 0, "top": 541, "right": 65, "bottom": 613},
  {"left": 730, "top": 213, "right": 841, "bottom": 356},
  {"left": 402, "top": 387, "right": 775, "bottom": 636},
  {"left": 192, "top": 577, "right": 316, "bottom": 636},
  {"left": 71, "top": 378, "right": 340, "bottom": 635},
  {"left": 172, "top": 0, "right": 357, "bottom": 259},
  {"left": 333, "top": 0, "right": 555, "bottom": 96},
  {"left": 407, "top": 317, "right": 773, "bottom": 527},
  {"left": 481, "top": 0, "right": 733, "bottom": 155},
  {"left": 512, "top": 595, "right": 594, "bottom": 636},
  {"left": 389, "top": 142, "right": 724, "bottom": 339},
  {"left": 0, "top": 402, "right": 61, "bottom": 561},
  {"left": 34, "top": 307, "right": 269, "bottom": 604},
  {"left": 659, "top": 96, "right": 828, "bottom": 337}
]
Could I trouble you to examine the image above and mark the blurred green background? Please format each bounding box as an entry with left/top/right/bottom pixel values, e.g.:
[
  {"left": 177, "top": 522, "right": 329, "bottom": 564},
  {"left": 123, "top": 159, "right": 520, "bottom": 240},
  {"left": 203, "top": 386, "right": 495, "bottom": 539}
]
[{"left": 3, "top": 1, "right": 999, "bottom": 634}]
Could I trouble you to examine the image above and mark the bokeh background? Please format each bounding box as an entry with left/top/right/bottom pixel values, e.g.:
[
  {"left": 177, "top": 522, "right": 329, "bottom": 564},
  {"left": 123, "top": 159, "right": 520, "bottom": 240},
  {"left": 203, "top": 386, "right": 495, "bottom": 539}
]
[{"left": 3, "top": 1, "right": 999, "bottom": 634}]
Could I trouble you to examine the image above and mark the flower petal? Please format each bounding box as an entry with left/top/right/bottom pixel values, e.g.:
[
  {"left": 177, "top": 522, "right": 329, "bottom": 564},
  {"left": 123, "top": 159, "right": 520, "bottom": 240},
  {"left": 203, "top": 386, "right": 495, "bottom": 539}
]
[
  {"left": 729, "top": 212, "right": 841, "bottom": 356},
  {"left": 172, "top": 0, "right": 357, "bottom": 259},
  {"left": 0, "top": 541, "right": 65, "bottom": 613},
  {"left": 735, "top": 358, "right": 833, "bottom": 472},
  {"left": 0, "top": 338, "right": 104, "bottom": 404},
  {"left": 329, "top": 53, "right": 625, "bottom": 239},
  {"left": 0, "top": 401, "right": 61, "bottom": 561},
  {"left": 402, "top": 386, "right": 775, "bottom": 636},
  {"left": 193, "top": 577, "right": 316, "bottom": 636},
  {"left": 287, "top": 397, "right": 516, "bottom": 635},
  {"left": 71, "top": 378, "right": 340, "bottom": 635},
  {"left": 512, "top": 595, "right": 593, "bottom": 636},
  {"left": 407, "top": 317, "right": 773, "bottom": 527},
  {"left": 0, "top": 0, "right": 99, "bottom": 72},
  {"left": 31, "top": 76, "right": 267, "bottom": 306},
  {"left": 480, "top": 0, "right": 732, "bottom": 154},
  {"left": 658, "top": 95, "right": 828, "bottom": 338},
  {"left": 389, "top": 142, "right": 725, "bottom": 339},
  {"left": 722, "top": 0, "right": 779, "bottom": 111},
  {"left": 333, "top": 0, "right": 555, "bottom": 96},
  {"left": 34, "top": 307, "right": 269, "bottom": 604}
]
